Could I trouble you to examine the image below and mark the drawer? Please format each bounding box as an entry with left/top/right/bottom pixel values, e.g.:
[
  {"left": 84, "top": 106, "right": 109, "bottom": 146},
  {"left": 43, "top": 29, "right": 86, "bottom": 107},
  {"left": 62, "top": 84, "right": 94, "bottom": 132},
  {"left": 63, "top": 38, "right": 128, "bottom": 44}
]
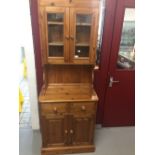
[
  {"left": 38, "top": 0, "right": 69, "bottom": 6},
  {"left": 70, "top": 102, "right": 96, "bottom": 115},
  {"left": 71, "top": 0, "right": 99, "bottom": 8},
  {"left": 41, "top": 103, "right": 67, "bottom": 115}
]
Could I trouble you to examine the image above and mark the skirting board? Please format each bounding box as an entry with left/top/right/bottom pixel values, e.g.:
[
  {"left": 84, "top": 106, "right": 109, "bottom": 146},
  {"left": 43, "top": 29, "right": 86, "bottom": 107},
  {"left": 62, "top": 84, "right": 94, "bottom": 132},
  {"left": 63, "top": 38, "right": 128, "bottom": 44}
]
[{"left": 42, "top": 145, "right": 95, "bottom": 155}]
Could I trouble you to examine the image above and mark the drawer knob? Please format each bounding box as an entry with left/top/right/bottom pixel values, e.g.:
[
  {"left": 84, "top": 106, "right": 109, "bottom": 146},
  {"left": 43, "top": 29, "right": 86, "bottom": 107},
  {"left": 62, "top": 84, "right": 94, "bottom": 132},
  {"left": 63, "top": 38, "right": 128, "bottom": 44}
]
[
  {"left": 81, "top": 106, "right": 86, "bottom": 111},
  {"left": 53, "top": 107, "right": 57, "bottom": 112},
  {"left": 50, "top": 2, "right": 55, "bottom": 6}
]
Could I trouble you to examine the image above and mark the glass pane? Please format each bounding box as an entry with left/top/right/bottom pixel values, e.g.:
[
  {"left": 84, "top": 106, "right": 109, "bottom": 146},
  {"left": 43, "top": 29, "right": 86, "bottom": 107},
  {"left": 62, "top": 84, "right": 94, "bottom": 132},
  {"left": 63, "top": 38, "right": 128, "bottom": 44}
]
[
  {"left": 76, "top": 14, "right": 91, "bottom": 25},
  {"left": 75, "top": 14, "right": 92, "bottom": 58},
  {"left": 117, "top": 8, "right": 135, "bottom": 69},
  {"left": 75, "top": 46, "right": 89, "bottom": 58},
  {"left": 76, "top": 26, "right": 90, "bottom": 44},
  {"left": 47, "top": 13, "right": 64, "bottom": 57},
  {"left": 48, "top": 25, "right": 63, "bottom": 43},
  {"left": 47, "top": 13, "right": 63, "bottom": 22},
  {"left": 49, "top": 46, "right": 64, "bottom": 57}
]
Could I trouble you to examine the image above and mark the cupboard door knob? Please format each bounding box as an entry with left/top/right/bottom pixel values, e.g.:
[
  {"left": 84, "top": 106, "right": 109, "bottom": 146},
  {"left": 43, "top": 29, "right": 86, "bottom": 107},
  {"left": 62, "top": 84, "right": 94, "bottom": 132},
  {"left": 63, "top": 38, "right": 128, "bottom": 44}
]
[
  {"left": 50, "top": 2, "right": 55, "bottom": 6},
  {"left": 65, "top": 36, "right": 69, "bottom": 40},
  {"left": 70, "top": 129, "right": 74, "bottom": 134},
  {"left": 70, "top": 36, "right": 74, "bottom": 40},
  {"left": 81, "top": 105, "right": 86, "bottom": 111},
  {"left": 65, "top": 130, "right": 68, "bottom": 134}
]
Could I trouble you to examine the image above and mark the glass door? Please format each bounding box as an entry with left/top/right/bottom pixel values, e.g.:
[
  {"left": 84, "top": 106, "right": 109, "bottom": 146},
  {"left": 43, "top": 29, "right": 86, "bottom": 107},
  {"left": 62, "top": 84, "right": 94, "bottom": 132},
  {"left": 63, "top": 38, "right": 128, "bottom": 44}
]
[
  {"left": 45, "top": 7, "right": 69, "bottom": 63},
  {"left": 70, "top": 8, "right": 98, "bottom": 64}
]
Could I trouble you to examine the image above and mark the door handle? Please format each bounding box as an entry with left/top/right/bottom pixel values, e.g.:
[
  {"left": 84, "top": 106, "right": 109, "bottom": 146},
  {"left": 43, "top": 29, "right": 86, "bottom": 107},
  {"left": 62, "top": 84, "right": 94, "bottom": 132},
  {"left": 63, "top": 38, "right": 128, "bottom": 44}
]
[
  {"left": 50, "top": 2, "right": 55, "bottom": 6},
  {"left": 109, "top": 76, "right": 119, "bottom": 87}
]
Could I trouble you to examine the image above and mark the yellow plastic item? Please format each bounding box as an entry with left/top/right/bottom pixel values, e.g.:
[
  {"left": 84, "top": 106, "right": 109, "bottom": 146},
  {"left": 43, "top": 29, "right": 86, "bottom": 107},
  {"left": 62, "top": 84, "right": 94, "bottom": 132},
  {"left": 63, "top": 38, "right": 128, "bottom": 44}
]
[
  {"left": 19, "top": 88, "right": 24, "bottom": 112},
  {"left": 23, "top": 58, "right": 27, "bottom": 79}
]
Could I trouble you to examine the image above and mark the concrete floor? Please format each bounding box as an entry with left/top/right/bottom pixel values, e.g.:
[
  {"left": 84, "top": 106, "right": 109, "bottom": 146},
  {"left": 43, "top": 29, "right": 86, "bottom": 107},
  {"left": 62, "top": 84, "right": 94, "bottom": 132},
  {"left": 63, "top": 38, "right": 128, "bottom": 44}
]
[{"left": 19, "top": 126, "right": 135, "bottom": 155}]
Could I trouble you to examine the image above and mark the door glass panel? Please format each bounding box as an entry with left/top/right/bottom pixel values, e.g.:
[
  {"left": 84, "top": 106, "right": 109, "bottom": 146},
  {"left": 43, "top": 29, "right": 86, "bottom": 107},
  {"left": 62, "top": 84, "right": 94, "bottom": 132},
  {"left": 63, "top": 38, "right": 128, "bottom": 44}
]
[
  {"left": 117, "top": 8, "right": 135, "bottom": 69},
  {"left": 47, "top": 13, "right": 63, "bottom": 22},
  {"left": 76, "top": 14, "right": 91, "bottom": 25},
  {"left": 75, "top": 14, "right": 92, "bottom": 58},
  {"left": 47, "top": 13, "right": 64, "bottom": 57},
  {"left": 49, "top": 46, "right": 64, "bottom": 57}
]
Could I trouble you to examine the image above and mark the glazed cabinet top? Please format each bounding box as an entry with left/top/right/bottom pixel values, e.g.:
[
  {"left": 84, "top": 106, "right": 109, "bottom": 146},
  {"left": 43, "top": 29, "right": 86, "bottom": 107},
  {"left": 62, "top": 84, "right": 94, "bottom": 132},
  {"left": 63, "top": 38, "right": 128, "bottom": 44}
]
[{"left": 38, "top": 0, "right": 99, "bottom": 65}]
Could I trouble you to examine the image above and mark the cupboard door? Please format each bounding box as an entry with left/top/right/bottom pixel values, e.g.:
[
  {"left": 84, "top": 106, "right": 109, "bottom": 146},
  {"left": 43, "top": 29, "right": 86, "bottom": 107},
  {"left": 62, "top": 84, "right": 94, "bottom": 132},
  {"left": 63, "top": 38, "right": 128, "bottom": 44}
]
[
  {"left": 70, "top": 8, "right": 99, "bottom": 64},
  {"left": 44, "top": 7, "right": 69, "bottom": 64},
  {"left": 41, "top": 115, "right": 68, "bottom": 147},
  {"left": 71, "top": 115, "right": 95, "bottom": 145}
]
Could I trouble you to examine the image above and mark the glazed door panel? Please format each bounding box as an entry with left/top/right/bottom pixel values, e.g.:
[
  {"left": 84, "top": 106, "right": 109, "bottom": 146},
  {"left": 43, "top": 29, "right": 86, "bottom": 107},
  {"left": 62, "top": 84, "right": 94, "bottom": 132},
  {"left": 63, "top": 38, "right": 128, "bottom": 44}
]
[
  {"left": 70, "top": 8, "right": 99, "bottom": 64},
  {"left": 44, "top": 7, "right": 69, "bottom": 64}
]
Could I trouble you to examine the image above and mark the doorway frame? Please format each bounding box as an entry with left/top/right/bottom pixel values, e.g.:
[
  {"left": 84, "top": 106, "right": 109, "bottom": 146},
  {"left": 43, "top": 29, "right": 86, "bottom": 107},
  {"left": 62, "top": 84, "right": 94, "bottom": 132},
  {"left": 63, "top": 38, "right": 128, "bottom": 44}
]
[{"left": 23, "top": 0, "right": 40, "bottom": 130}]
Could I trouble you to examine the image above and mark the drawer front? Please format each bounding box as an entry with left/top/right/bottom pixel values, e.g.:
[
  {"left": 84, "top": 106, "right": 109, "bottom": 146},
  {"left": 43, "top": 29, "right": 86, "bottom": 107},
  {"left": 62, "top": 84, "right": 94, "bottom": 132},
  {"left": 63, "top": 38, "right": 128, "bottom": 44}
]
[
  {"left": 71, "top": 0, "right": 99, "bottom": 7},
  {"left": 70, "top": 102, "right": 96, "bottom": 115},
  {"left": 41, "top": 103, "right": 67, "bottom": 115},
  {"left": 38, "top": 0, "right": 69, "bottom": 6}
]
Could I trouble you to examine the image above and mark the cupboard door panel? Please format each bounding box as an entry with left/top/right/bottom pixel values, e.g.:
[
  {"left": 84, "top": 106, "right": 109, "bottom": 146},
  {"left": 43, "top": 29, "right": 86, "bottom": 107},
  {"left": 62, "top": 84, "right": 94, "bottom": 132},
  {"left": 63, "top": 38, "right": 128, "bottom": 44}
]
[
  {"left": 70, "top": 8, "right": 99, "bottom": 64},
  {"left": 44, "top": 7, "right": 69, "bottom": 64},
  {"left": 72, "top": 116, "right": 95, "bottom": 145},
  {"left": 41, "top": 115, "right": 68, "bottom": 147}
]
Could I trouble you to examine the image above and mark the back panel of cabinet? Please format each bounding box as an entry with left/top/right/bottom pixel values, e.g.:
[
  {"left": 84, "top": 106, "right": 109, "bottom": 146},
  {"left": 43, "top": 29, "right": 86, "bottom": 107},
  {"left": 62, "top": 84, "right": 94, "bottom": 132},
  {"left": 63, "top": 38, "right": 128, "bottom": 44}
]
[{"left": 44, "top": 65, "right": 93, "bottom": 84}]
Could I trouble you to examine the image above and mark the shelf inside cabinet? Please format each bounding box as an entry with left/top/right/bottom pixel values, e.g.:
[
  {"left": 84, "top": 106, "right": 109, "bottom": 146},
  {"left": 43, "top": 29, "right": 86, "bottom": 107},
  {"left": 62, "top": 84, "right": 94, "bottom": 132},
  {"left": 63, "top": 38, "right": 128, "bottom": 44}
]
[
  {"left": 76, "top": 23, "right": 91, "bottom": 26},
  {"left": 48, "top": 42, "right": 64, "bottom": 46},
  {"left": 76, "top": 43, "right": 90, "bottom": 46},
  {"left": 48, "top": 21, "right": 64, "bottom": 25}
]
